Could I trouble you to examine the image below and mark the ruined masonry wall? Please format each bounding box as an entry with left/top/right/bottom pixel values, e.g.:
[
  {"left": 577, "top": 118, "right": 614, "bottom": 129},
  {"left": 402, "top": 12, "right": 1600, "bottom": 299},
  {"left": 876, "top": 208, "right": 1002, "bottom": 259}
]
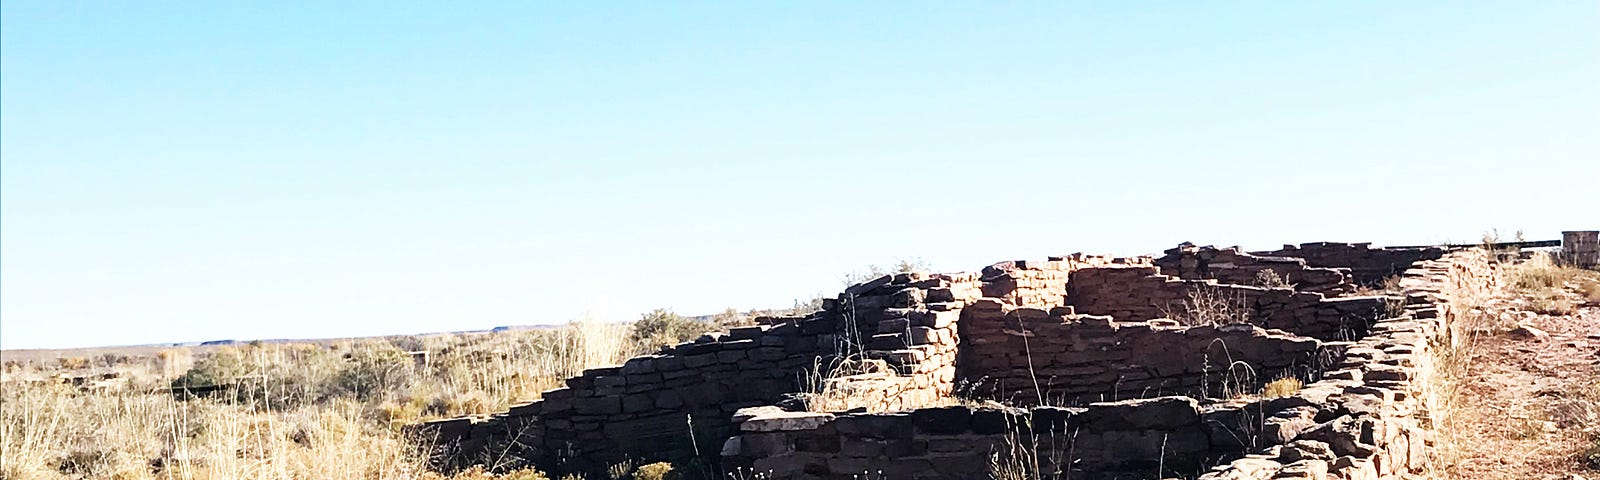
[
  {"left": 722, "top": 249, "right": 1496, "bottom": 480},
  {"left": 1064, "top": 266, "right": 1388, "bottom": 341},
  {"left": 1155, "top": 244, "right": 1354, "bottom": 295},
  {"left": 418, "top": 254, "right": 1148, "bottom": 474},
  {"left": 1256, "top": 242, "right": 1444, "bottom": 286},
  {"left": 957, "top": 299, "right": 1336, "bottom": 406},
  {"left": 723, "top": 397, "right": 1222, "bottom": 480},
  {"left": 1196, "top": 248, "right": 1497, "bottom": 480}
]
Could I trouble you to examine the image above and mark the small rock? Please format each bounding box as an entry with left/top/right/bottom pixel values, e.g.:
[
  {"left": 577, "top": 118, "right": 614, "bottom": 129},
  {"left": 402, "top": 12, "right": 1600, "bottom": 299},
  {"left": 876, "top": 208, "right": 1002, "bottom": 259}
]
[
  {"left": 740, "top": 411, "right": 835, "bottom": 432},
  {"left": 1509, "top": 324, "right": 1551, "bottom": 341}
]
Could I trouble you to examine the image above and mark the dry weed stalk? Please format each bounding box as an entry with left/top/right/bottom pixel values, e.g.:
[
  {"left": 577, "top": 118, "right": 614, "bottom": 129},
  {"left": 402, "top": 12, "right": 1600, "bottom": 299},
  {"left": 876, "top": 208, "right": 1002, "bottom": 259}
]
[{"left": 1164, "top": 285, "right": 1253, "bottom": 327}]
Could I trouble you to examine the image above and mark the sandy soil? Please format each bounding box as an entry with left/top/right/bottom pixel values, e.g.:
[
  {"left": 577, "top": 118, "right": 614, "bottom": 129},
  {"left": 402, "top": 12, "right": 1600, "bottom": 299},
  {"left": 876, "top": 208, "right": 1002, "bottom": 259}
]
[{"left": 1446, "top": 295, "right": 1600, "bottom": 479}]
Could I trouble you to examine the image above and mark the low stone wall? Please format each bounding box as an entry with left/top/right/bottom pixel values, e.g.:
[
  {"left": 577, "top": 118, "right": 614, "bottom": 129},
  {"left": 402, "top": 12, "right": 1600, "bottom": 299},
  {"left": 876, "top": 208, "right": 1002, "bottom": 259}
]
[
  {"left": 977, "top": 254, "right": 1153, "bottom": 308},
  {"left": 414, "top": 254, "right": 1148, "bottom": 475},
  {"left": 1156, "top": 244, "right": 1354, "bottom": 295},
  {"left": 409, "top": 317, "right": 832, "bottom": 472},
  {"left": 723, "top": 396, "right": 1225, "bottom": 480},
  {"left": 957, "top": 299, "right": 1337, "bottom": 405},
  {"left": 1256, "top": 242, "right": 1444, "bottom": 286},
  {"left": 417, "top": 243, "right": 1480, "bottom": 479},
  {"left": 1065, "top": 266, "right": 1389, "bottom": 341},
  {"left": 1196, "top": 248, "right": 1496, "bottom": 480},
  {"left": 725, "top": 249, "right": 1497, "bottom": 480}
]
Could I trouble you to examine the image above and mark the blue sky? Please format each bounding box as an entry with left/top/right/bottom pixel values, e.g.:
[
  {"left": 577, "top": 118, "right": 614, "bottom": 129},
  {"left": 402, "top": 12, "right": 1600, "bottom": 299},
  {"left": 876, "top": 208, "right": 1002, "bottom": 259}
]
[{"left": 3, "top": 2, "right": 1596, "bottom": 349}]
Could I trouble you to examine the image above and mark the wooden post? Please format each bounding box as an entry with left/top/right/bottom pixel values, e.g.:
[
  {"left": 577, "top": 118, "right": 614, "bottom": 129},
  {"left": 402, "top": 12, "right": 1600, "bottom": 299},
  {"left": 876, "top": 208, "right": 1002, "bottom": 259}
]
[{"left": 1563, "top": 231, "right": 1599, "bottom": 268}]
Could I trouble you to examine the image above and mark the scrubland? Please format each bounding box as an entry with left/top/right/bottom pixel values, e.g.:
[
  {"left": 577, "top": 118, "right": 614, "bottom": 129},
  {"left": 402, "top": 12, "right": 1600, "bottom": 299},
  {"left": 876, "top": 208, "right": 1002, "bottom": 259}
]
[{"left": 1, "top": 311, "right": 741, "bottom": 480}]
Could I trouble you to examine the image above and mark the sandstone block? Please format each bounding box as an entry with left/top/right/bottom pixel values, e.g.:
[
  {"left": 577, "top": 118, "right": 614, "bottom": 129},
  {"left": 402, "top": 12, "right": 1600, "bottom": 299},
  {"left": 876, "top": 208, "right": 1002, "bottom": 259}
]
[
  {"left": 911, "top": 406, "right": 972, "bottom": 434},
  {"left": 741, "top": 411, "right": 836, "bottom": 432}
]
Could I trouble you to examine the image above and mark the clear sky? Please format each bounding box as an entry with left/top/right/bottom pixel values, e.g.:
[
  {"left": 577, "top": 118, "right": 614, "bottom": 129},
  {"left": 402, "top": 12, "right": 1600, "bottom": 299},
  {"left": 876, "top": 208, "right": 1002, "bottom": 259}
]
[{"left": 3, "top": 2, "right": 1596, "bottom": 350}]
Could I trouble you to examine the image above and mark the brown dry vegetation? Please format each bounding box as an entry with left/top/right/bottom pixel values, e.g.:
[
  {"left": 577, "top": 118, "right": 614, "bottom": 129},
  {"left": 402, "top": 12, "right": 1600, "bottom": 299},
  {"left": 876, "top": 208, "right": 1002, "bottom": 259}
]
[
  {"left": 0, "top": 315, "right": 714, "bottom": 480},
  {"left": 1427, "top": 252, "right": 1600, "bottom": 480}
]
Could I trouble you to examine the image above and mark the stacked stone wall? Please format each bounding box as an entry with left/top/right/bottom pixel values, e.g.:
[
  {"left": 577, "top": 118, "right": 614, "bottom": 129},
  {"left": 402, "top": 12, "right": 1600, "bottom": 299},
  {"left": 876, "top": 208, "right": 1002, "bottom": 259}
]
[
  {"left": 1064, "top": 266, "right": 1388, "bottom": 341},
  {"left": 1156, "top": 244, "right": 1354, "bottom": 295},
  {"left": 725, "top": 248, "right": 1497, "bottom": 480},
  {"left": 1256, "top": 243, "right": 1444, "bottom": 285},
  {"left": 417, "top": 254, "right": 1145, "bottom": 475},
  {"left": 957, "top": 299, "right": 1336, "bottom": 406},
  {"left": 977, "top": 254, "right": 1152, "bottom": 308},
  {"left": 420, "top": 243, "right": 1481, "bottom": 480},
  {"left": 1196, "top": 248, "right": 1497, "bottom": 480},
  {"left": 723, "top": 397, "right": 1226, "bottom": 480},
  {"left": 415, "top": 318, "right": 831, "bottom": 472}
]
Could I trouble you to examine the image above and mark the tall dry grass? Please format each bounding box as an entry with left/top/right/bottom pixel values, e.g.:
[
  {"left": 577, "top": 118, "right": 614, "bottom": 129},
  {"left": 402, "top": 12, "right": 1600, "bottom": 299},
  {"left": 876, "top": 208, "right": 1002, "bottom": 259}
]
[
  {"left": 0, "top": 378, "right": 429, "bottom": 480},
  {"left": 1419, "top": 249, "right": 1600, "bottom": 479},
  {"left": 1, "top": 315, "right": 711, "bottom": 480},
  {"left": 1503, "top": 252, "right": 1600, "bottom": 315}
]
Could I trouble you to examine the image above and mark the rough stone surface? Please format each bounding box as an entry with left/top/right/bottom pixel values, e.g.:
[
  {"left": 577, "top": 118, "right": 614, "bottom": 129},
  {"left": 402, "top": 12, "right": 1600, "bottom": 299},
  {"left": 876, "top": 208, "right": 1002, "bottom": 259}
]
[{"left": 409, "top": 243, "right": 1493, "bottom": 480}]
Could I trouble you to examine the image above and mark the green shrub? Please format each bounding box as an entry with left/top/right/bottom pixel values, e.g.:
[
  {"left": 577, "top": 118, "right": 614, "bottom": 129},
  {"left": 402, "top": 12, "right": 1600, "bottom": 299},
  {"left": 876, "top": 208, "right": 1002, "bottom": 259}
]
[
  {"left": 629, "top": 309, "right": 706, "bottom": 348},
  {"left": 171, "top": 346, "right": 250, "bottom": 390},
  {"left": 333, "top": 343, "right": 414, "bottom": 400}
]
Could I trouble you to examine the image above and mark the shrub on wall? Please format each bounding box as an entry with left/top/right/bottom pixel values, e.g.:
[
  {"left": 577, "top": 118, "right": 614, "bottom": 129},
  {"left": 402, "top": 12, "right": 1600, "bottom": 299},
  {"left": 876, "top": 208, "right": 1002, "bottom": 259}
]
[{"left": 629, "top": 309, "right": 706, "bottom": 348}]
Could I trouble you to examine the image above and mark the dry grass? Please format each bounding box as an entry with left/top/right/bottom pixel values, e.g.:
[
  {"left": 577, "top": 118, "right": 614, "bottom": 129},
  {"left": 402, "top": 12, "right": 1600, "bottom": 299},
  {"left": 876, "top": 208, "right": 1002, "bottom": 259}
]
[
  {"left": 1252, "top": 270, "right": 1292, "bottom": 289},
  {"left": 1, "top": 315, "right": 716, "bottom": 480},
  {"left": 1165, "top": 285, "right": 1252, "bottom": 327},
  {"left": 799, "top": 357, "right": 898, "bottom": 413},
  {"left": 1423, "top": 251, "right": 1600, "bottom": 479},
  {"left": 799, "top": 356, "right": 978, "bottom": 413},
  {"left": 1350, "top": 275, "right": 1403, "bottom": 297},
  {"left": 1259, "top": 376, "right": 1302, "bottom": 399},
  {"left": 0, "top": 380, "right": 431, "bottom": 480},
  {"left": 1421, "top": 254, "right": 1503, "bottom": 480},
  {"left": 1504, "top": 252, "right": 1600, "bottom": 314}
]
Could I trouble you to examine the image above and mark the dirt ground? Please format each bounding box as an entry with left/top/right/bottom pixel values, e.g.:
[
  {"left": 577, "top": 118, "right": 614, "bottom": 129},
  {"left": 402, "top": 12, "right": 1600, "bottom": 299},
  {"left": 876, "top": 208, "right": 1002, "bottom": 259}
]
[{"left": 1445, "top": 292, "right": 1600, "bottom": 479}]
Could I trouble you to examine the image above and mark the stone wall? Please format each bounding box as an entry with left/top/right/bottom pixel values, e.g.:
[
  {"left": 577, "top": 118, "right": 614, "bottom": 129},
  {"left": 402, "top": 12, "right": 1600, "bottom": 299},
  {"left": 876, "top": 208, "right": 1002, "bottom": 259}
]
[
  {"left": 977, "top": 254, "right": 1153, "bottom": 308},
  {"left": 418, "top": 242, "right": 1482, "bottom": 479},
  {"left": 1255, "top": 242, "right": 1444, "bottom": 285},
  {"left": 724, "top": 248, "right": 1497, "bottom": 480},
  {"left": 414, "top": 254, "right": 1147, "bottom": 475},
  {"left": 412, "top": 317, "right": 830, "bottom": 473},
  {"left": 1064, "top": 266, "right": 1389, "bottom": 341},
  {"left": 723, "top": 396, "right": 1226, "bottom": 480},
  {"left": 957, "top": 299, "right": 1337, "bottom": 406},
  {"left": 1156, "top": 243, "right": 1354, "bottom": 295},
  {"left": 1196, "top": 248, "right": 1497, "bottom": 480}
]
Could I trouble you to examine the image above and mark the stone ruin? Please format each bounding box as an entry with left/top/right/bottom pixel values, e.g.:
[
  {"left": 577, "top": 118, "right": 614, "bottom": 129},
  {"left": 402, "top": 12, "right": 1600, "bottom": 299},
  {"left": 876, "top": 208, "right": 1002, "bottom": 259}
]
[{"left": 416, "top": 241, "right": 1494, "bottom": 480}]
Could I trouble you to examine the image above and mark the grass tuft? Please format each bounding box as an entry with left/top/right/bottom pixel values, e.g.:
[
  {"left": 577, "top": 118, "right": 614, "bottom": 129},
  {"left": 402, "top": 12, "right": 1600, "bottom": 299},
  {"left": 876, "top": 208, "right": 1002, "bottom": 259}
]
[{"left": 1260, "top": 376, "right": 1302, "bottom": 399}]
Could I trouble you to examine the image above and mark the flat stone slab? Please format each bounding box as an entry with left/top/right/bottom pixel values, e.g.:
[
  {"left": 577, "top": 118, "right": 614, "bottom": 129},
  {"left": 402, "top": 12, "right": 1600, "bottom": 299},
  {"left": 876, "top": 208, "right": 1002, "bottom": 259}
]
[{"left": 740, "top": 410, "right": 836, "bottom": 432}]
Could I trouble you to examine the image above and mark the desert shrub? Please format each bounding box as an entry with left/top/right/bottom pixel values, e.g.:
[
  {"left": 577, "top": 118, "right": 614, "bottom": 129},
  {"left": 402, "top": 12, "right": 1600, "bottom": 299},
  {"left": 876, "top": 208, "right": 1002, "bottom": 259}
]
[
  {"left": 56, "top": 357, "right": 90, "bottom": 371},
  {"left": 1578, "top": 277, "right": 1600, "bottom": 304},
  {"left": 1168, "top": 285, "right": 1252, "bottom": 326},
  {"left": 377, "top": 397, "right": 428, "bottom": 424},
  {"left": 783, "top": 296, "right": 826, "bottom": 316},
  {"left": 1253, "top": 269, "right": 1292, "bottom": 289},
  {"left": 629, "top": 309, "right": 706, "bottom": 348},
  {"left": 1504, "top": 252, "right": 1598, "bottom": 315},
  {"left": 841, "top": 258, "right": 929, "bottom": 287},
  {"left": 445, "top": 466, "right": 552, "bottom": 480},
  {"left": 332, "top": 343, "right": 414, "bottom": 400},
  {"left": 1508, "top": 253, "right": 1575, "bottom": 291},
  {"left": 633, "top": 462, "right": 673, "bottom": 480},
  {"left": 169, "top": 342, "right": 416, "bottom": 407},
  {"left": 171, "top": 346, "right": 251, "bottom": 390},
  {"left": 1581, "top": 435, "right": 1600, "bottom": 470},
  {"left": 1261, "top": 376, "right": 1303, "bottom": 398},
  {"left": 709, "top": 307, "right": 754, "bottom": 330}
]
